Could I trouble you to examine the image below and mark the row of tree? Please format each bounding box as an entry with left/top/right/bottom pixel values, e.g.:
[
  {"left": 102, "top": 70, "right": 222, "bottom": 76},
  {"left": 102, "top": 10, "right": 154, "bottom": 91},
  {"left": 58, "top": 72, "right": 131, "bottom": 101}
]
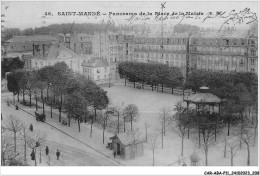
[
  {"left": 118, "top": 61, "right": 184, "bottom": 93},
  {"left": 7, "top": 62, "right": 109, "bottom": 134}
]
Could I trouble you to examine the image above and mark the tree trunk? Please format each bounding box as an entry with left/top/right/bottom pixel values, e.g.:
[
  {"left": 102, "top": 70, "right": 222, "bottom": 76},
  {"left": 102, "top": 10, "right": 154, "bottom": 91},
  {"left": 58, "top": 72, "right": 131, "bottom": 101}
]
[
  {"left": 14, "top": 133, "right": 17, "bottom": 153},
  {"left": 205, "top": 147, "right": 208, "bottom": 166},
  {"left": 36, "top": 96, "right": 38, "bottom": 111},
  {"left": 253, "top": 125, "right": 257, "bottom": 146},
  {"left": 94, "top": 108, "right": 97, "bottom": 121},
  {"left": 161, "top": 82, "right": 163, "bottom": 92},
  {"left": 161, "top": 123, "right": 163, "bottom": 149},
  {"left": 181, "top": 136, "right": 184, "bottom": 156},
  {"left": 214, "top": 123, "right": 217, "bottom": 141},
  {"left": 152, "top": 84, "right": 153, "bottom": 91},
  {"left": 152, "top": 149, "right": 155, "bottom": 166},
  {"left": 68, "top": 114, "right": 71, "bottom": 127},
  {"left": 50, "top": 99, "right": 53, "bottom": 118},
  {"left": 117, "top": 114, "right": 120, "bottom": 134},
  {"left": 125, "top": 77, "right": 126, "bottom": 86},
  {"left": 198, "top": 126, "right": 201, "bottom": 148},
  {"left": 188, "top": 127, "right": 190, "bottom": 139},
  {"left": 59, "top": 94, "right": 62, "bottom": 122},
  {"left": 102, "top": 125, "right": 105, "bottom": 144},
  {"left": 224, "top": 137, "right": 227, "bottom": 158},
  {"left": 131, "top": 118, "right": 133, "bottom": 131},
  {"left": 35, "top": 148, "right": 37, "bottom": 166},
  {"left": 163, "top": 115, "right": 166, "bottom": 136},
  {"left": 39, "top": 147, "right": 42, "bottom": 163},
  {"left": 23, "top": 89, "right": 25, "bottom": 104},
  {"left": 78, "top": 118, "right": 81, "bottom": 132},
  {"left": 124, "top": 117, "right": 126, "bottom": 132},
  {"left": 231, "top": 148, "right": 234, "bottom": 166},
  {"left": 227, "top": 116, "right": 230, "bottom": 136},
  {"left": 24, "top": 140, "right": 27, "bottom": 163},
  {"left": 17, "top": 92, "right": 20, "bottom": 102},
  {"left": 90, "top": 118, "right": 93, "bottom": 138},
  {"left": 134, "top": 82, "right": 135, "bottom": 88},
  {"left": 172, "top": 85, "right": 173, "bottom": 94},
  {"left": 42, "top": 91, "right": 45, "bottom": 115},
  {"left": 247, "top": 143, "right": 250, "bottom": 166},
  {"left": 29, "top": 92, "right": 32, "bottom": 107},
  {"left": 47, "top": 85, "right": 49, "bottom": 101}
]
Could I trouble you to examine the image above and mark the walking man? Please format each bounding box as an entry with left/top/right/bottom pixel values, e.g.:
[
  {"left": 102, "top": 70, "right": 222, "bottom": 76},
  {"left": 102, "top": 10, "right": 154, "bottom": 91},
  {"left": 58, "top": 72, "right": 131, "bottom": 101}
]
[
  {"left": 56, "top": 150, "right": 60, "bottom": 160},
  {"left": 45, "top": 146, "right": 49, "bottom": 155},
  {"left": 113, "top": 151, "right": 116, "bottom": 158}
]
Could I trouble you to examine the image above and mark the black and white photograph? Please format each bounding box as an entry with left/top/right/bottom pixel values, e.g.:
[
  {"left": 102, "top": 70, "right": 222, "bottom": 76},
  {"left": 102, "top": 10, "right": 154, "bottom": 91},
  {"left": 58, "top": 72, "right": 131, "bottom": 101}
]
[{"left": 0, "top": 0, "right": 259, "bottom": 175}]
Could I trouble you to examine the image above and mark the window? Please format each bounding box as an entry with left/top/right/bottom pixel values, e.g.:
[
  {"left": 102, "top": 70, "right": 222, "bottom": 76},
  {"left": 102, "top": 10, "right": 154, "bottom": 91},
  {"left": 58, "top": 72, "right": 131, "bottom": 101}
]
[
  {"left": 81, "top": 44, "right": 83, "bottom": 48},
  {"left": 11, "top": 46, "right": 14, "bottom": 49},
  {"left": 240, "top": 59, "right": 244, "bottom": 65},
  {"left": 126, "top": 50, "right": 128, "bottom": 55},
  {"left": 241, "top": 39, "right": 245, "bottom": 45},
  {"left": 250, "top": 59, "right": 255, "bottom": 65},
  {"left": 251, "top": 40, "right": 255, "bottom": 46},
  {"left": 251, "top": 49, "right": 256, "bottom": 56},
  {"left": 251, "top": 68, "right": 255, "bottom": 72},
  {"left": 126, "top": 43, "right": 128, "bottom": 48},
  {"left": 234, "top": 39, "right": 237, "bottom": 45}
]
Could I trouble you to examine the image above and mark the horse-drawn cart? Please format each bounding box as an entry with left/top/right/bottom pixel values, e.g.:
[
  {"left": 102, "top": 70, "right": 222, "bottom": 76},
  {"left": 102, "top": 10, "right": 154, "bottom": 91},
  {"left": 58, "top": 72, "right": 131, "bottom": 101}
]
[{"left": 35, "top": 110, "right": 46, "bottom": 122}]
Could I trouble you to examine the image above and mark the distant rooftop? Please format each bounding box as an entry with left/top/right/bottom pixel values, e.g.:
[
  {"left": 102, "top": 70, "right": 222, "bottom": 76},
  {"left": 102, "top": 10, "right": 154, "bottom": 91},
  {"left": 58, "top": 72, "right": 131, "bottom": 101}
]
[{"left": 5, "top": 35, "right": 58, "bottom": 43}]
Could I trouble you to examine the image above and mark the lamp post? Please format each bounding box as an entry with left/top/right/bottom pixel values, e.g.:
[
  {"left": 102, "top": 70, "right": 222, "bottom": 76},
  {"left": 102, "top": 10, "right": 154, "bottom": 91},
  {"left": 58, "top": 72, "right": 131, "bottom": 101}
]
[
  {"left": 108, "top": 73, "right": 111, "bottom": 88},
  {"left": 34, "top": 142, "right": 40, "bottom": 166}
]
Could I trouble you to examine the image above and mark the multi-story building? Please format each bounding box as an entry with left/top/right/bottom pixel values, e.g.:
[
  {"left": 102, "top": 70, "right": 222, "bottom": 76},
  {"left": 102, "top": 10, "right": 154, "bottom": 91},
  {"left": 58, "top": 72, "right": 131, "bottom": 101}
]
[
  {"left": 3, "top": 35, "right": 58, "bottom": 59},
  {"left": 69, "top": 33, "right": 93, "bottom": 56},
  {"left": 134, "top": 33, "right": 189, "bottom": 75},
  {"left": 108, "top": 32, "right": 135, "bottom": 63},
  {"left": 247, "top": 34, "right": 258, "bottom": 73},
  {"left": 189, "top": 32, "right": 258, "bottom": 74},
  {"left": 26, "top": 43, "right": 89, "bottom": 74},
  {"left": 92, "top": 31, "right": 135, "bottom": 64},
  {"left": 81, "top": 58, "right": 116, "bottom": 84}
]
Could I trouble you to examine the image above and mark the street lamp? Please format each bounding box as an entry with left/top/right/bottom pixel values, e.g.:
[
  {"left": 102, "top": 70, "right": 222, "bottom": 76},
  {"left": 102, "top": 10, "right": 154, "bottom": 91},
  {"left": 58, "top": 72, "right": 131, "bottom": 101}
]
[{"left": 34, "top": 142, "right": 40, "bottom": 166}]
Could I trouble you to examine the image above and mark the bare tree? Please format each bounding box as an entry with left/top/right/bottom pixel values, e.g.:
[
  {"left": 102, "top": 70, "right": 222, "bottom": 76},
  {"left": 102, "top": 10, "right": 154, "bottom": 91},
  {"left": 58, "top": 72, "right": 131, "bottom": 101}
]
[
  {"left": 171, "top": 102, "right": 192, "bottom": 156},
  {"left": 1, "top": 126, "right": 20, "bottom": 166},
  {"left": 144, "top": 121, "right": 151, "bottom": 142},
  {"left": 98, "top": 109, "right": 112, "bottom": 144},
  {"left": 19, "top": 123, "right": 30, "bottom": 164},
  {"left": 233, "top": 117, "right": 253, "bottom": 166},
  {"left": 6, "top": 115, "right": 21, "bottom": 154},
  {"left": 123, "top": 104, "right": 139, "bottom": 131},
  {"left": 226, "top": 137, "right": 240, "bottom": 166},
  {"left": 28, "top": 130, "right": 47, "bottom": 166},
  {"left": 110, "top": 106, "right": 123, "bottom": 134},
  {"left": 147, "top": 131, "right": 159, "bottom": 166},
  {"left": 159, "top": 106, "right": 170, "bottom": 136}
]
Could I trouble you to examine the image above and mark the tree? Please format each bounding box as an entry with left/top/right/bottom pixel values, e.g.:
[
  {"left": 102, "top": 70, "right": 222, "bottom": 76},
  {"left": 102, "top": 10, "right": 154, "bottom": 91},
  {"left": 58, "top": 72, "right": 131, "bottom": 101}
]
[
  {"left": 28, "top": 130, "right": 47, "bottom": 166},
  {"left": 147, "top": 132, "right": 159, "bottom": 166},
  {"left": 1, "top": 57, "right": 24, "bottom": 79},
  {"left": 7, "top": 72, "right": 20, "bottom": 101},
  {"left": 226, "top": 137, "right": 240, "bottom": 166},
  {"left": 127, "top": 128, "right": 142, "bottom": 159},
  {"left": 19, "top": 123, "right": 30, "bottom": 163},
  {"left": 144, "top": 121, "right": 151, "bottom": 142},
  {"left": 64, "top": 92, "right": 85, "bottom": 132},
  {"left": 171, "top": 102, "right": 192, "bottom": 156},
  {"left": 123, "top": 104, "right": 139, "bottom": 131},
  {"left": 111, "top": 106, "right": 123, "bottom": 134},
  {"left": 6, "top": 115, "right": 21, "bottom": 154},
  {"left": 98, "top": 109, "right": 112, "bottom": 144},
  {"left": 233, "top": 117, "right": 253, "bottom": 166}
]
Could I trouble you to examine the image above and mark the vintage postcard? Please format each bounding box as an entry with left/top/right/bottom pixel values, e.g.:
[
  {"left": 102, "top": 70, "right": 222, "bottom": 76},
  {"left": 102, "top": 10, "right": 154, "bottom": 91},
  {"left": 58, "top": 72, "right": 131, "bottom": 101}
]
[{"left": 1, "top": 0, "right": 259, "bottom": 175}]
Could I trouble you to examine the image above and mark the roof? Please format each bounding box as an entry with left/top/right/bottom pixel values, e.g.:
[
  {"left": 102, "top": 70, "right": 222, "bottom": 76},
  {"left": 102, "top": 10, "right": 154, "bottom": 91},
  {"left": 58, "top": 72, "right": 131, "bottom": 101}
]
[
  {"left": 81, "top": 58, "right": 108, "bottom": 68},
  {"left": 110, "top": 133, "right": 144, "bottom": 146},
  {"left": 190, "top": 31, "right": 250, "bottom": 39},
  {"left": 5, "top": 35, "right": 58, "bottom": 43},
  {"left": 185, "top": 92, "right": 221, "bottom": 103}
]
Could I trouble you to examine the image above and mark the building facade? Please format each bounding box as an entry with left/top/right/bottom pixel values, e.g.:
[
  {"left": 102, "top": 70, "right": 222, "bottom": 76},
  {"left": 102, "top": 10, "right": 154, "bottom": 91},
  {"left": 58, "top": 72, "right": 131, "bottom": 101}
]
[
  {"left": 69, "top": 33, "right": 93, "bottom": 56},
  {"left": 134, "top": 33, "right": 189, "bottom": 76},
  {"left": 3, "top": 35, "right": 58, "bottom": 59}
]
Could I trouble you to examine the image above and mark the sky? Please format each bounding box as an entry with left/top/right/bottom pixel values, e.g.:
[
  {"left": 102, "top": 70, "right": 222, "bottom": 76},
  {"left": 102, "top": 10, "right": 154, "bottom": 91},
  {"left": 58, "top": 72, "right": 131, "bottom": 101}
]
[{"left": 1, "top": 1, "right": 258, "bottom": 30}]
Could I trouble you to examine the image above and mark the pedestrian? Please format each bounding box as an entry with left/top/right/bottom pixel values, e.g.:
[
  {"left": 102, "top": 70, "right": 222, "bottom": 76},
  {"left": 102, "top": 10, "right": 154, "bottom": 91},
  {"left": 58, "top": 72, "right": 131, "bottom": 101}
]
[
  {"left": 29, "top": 124, "right": 33, "bottom": 132},
  {"left": 45, "top": 146, "right": 49, "bottom": 155},
  {"left": 113, "top": 151, "right": 116, "bottom": 158},
  {"left": 182, "top": 162, "right": 187, "bottom": 166},
  {"left": 30, "top": 149, "right": 35, "bottom": 160},
  {"left": 56, "top": 150, "right": 60, "bottom": 160}
]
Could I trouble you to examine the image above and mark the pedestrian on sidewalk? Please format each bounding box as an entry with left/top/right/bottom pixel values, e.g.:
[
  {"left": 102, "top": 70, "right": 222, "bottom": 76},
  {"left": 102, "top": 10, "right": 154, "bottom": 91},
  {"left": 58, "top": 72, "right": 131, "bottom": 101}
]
[
  {"left": 30, "top": 149, "right": 35, "bottom": 160},
  {"left": 45, "top": 146, "right": 49, "bottom": 155},
  {"left": 29, "top": 124, "right": 33, "bottom": 132},
  {"left": 182, "top": 162, "right": 187, "bottom": 166},
  {"left": 56, "top": 150, "right": 60, "bottom": 160},
  {"left": 113, "top": 151, "right": 116, "bottom": 158}
]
